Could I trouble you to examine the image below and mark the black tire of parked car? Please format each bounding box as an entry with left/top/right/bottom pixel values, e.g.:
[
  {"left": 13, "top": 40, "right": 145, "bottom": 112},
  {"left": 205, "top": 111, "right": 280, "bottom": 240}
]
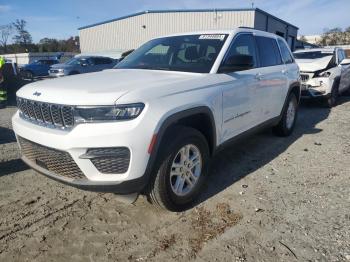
[
  {"left": 325, "top": 79, "right": 339, "bottom": 108},
  {"left": 343, "top": 84, "right": 350, "bottom": 96},
  {"left": 273, "top": 92, "right": 298, "bottom": 137},
  {"left": 69, "top": 71, "right": 79, "bottom": 75},
  {"left": 22, "top": 70, "right": 33, "bottom": 80},
  {"left": 147, "top": 126, "right": 210, "bottom": 211}
]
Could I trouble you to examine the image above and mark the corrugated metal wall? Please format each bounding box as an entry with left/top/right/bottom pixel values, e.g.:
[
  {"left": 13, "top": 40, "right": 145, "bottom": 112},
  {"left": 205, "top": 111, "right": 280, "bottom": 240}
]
[{"left": 80, "top": 11, "right": 255, "bottom": 52}]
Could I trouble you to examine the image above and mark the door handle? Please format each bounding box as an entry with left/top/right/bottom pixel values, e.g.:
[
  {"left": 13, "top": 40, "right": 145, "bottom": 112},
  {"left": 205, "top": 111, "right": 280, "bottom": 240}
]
[
  {"left": 255, "top": 73, "right": 263, "bottom": 80},
  {"left": 282, "top": 69, "right": 288, "bottom": 74}
]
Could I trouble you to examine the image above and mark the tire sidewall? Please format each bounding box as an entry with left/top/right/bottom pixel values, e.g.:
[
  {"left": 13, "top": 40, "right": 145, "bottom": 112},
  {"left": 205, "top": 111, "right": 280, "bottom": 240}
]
[
  {"left": 282, "top": 93, "right": 298, "bottom": 135},
  {"left": 158, "top": 129, "right": 210, "bottom": 209},
  {"left": 327, "top": 80, "right": 339, "bottom": 107}
]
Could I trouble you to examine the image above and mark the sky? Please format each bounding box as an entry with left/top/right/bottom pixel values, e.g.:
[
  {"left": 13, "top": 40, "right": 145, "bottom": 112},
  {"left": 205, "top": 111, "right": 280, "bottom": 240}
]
[{"left": 0, "top": 0, "right": 349, "bottom": 43}]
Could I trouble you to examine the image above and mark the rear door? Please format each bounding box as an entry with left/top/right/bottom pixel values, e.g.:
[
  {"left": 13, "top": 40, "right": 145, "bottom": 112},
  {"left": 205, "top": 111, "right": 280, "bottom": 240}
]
[
  {"left": 219, "top": 33, "right": 261, "bottom": 141},
  {"left": 254, "top": 36, "right": 288, "bottom": 122}
]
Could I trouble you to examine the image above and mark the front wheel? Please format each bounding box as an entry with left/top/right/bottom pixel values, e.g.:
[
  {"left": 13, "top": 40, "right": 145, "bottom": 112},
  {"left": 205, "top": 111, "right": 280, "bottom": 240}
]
[
  {"left": 273, "top": 92, "right": 298, "bottom": 137},
  {"left": 325, "top": 79, "right": 339, "bottom": 107},
  {"left": 22, "top": 70, "right": 33, "bottom": 80},
  {"left": 147, "top": 126, "right": 210, "bottom": 211}
]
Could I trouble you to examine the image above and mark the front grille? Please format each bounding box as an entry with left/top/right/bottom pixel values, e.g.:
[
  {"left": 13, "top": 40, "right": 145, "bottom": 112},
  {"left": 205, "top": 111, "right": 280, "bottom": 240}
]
[
  {"left": 50, "top": 69, "right": 59, "bottom": 73},
  {"left": 17, "top": 97, "right": 74, "bottom": 129},
  {"left": 18, "top": 137, "right": 85, "bottom": 180},
  {"left": 87, "top": 148, "right": 130, "bottom": 174},
  {"left": 300, "top": 74, "right": 309, "bottom": 82}
]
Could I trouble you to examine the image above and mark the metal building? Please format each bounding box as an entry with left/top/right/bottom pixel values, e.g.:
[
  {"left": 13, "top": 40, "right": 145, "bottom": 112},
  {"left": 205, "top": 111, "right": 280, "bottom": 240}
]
[{"left": 78, "top": 8, "right": 298, "bottom": 53}]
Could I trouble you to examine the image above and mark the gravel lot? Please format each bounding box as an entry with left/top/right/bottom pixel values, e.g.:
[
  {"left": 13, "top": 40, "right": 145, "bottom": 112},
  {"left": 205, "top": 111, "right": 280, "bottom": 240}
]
[{"left": 0, "top": 98, "right": 350, "bottom": 262}]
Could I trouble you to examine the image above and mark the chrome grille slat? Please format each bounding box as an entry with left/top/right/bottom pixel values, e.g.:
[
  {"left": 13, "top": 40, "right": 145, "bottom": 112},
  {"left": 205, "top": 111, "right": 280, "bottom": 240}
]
[
  {"left": 33, "top": 102, "right": 43, "bottom": 122},
  {"left": 27, "top": 101, "right": 36, "bottom": 119},
  {"left": 16, "top": 97, "right": 74, "bottom": 129},
  {"left": 41, "top": 103, "right": 52, "bottom": 123}
]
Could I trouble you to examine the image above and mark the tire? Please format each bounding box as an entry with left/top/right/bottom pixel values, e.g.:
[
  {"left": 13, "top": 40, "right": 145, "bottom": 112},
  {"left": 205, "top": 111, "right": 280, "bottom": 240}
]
[
  {"left": 273, "top": 92, "right": 298, "bottom": 137},
  {"left": 22, "top": 70, "right": 33, "bottom": 80},
  {"left": 69, "top": 71, "right": 79, "bottom": 75},
  {"left": 147, "top": 126, "right": 210, "bottom": 211},
  {"left": 343, "top": 85, "right": 350, "bottom": 96},
  {"left": 325, "top": 79, "right": 339, "bottom": 108}
]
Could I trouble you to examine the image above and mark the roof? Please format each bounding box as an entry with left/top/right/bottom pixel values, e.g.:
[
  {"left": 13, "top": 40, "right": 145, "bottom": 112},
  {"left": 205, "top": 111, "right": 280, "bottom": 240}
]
[{"left": 78, "top": 8, "right": 298, "bottom": 30}]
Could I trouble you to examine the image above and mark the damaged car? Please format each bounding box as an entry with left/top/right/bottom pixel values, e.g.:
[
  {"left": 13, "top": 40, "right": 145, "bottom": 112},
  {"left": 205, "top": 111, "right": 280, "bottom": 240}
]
[{"left": 294, "top": 48, "right": 350, "bottom": 107}]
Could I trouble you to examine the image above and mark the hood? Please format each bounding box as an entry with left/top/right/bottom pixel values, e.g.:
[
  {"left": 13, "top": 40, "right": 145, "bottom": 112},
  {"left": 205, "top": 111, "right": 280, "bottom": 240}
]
[
  {"left": 16, "top": 69, "right": 202, "bottom": 105},
  {"left": 295, "top": 56, "right": 333, "bottom": 72},
  {"left": 50, "top": 63, "right": 72, "bottom": 69}
]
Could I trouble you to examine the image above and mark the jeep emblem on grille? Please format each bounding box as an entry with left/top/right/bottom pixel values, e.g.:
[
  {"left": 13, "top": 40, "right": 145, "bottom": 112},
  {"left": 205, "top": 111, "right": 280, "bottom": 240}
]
[{"left": 33, "top": 91, "right": 41, "bottom": 96}]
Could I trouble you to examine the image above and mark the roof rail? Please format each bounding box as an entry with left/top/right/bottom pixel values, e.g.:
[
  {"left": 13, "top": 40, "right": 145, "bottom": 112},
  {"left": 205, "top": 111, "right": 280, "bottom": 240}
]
[{"left": 238, "top": 26, "right": 254, "bottom": 29}]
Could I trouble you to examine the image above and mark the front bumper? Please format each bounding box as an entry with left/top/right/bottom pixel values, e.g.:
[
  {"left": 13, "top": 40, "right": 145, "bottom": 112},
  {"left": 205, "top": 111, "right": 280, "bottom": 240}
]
[
  {"left": 12, "top": 111, "right": 154, "bottom": 193},
  {"left": 300, "top": 77, "right": 332, "bottom": 99},
  {"left": 49, "top": 71, "right": 66, "bottom": 77},
  {"left": 21, "top": 155, "right": 147, "bottom": 194}
]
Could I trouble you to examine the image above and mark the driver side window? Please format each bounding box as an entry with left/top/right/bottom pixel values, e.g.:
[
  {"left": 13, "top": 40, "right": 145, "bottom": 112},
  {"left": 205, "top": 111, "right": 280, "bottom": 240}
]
[{"left": 219, "top": 34, "right": 257, "bottom": 73}]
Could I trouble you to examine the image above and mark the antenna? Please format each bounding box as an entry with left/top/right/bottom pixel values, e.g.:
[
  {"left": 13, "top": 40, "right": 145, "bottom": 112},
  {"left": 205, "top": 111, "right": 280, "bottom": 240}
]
[{"left": 251, "top": 1, "right": 254, "bottom": 8}]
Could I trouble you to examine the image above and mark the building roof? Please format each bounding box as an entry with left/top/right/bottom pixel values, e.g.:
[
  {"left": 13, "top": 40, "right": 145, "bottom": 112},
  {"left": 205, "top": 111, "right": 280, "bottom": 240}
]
[{"left": 78, "top": 8, "right": 298, "bottom": 30}]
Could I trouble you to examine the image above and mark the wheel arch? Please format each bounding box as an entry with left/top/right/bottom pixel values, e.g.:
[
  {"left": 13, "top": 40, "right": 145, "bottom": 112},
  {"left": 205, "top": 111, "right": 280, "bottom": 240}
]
[
  {"left": 279, "top": 81, "right": 301, "bottom": 117},
  {"left": 155, "top": 106, "right": 217, "bottom": 156},
  {"left": 142, "top": 106, "right": 217, "bottom": 189}
]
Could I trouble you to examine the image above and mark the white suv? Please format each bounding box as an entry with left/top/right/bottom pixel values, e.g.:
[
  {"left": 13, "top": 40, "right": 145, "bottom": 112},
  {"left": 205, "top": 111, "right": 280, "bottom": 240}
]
[
  {"left": 13, "top": 29, "right": 300, "bottom": 211},
  {"left": 294, "top": 48, "right": 350, "bottom": 107}
]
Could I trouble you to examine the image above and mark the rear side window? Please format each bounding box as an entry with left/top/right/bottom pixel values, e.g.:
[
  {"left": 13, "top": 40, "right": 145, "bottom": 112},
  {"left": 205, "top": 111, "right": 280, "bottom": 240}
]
[
  {"left": 93, "top": 57, "right": 113, "bottom": 65},
  {"left": 256, "top": 36, "right": 282, "bottom": 67},
  {"left": 277, "top": 39, "right": 294, "bottom": 64}
]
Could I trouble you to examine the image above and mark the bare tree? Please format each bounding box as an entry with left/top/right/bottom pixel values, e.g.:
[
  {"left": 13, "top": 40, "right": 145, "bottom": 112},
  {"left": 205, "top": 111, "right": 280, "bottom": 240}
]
[
  {"left": 0, "top": 24, "right": 13, "bottom": 52},
  {"left": 12, "top": 19, "right": 32, "bottom": 47}
]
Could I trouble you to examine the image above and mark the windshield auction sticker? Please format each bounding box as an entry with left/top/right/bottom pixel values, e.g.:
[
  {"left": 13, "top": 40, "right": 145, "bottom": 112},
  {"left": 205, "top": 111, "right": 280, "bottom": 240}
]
[{"left": 199, "top": 34, "right": 226, "bottom": 41}]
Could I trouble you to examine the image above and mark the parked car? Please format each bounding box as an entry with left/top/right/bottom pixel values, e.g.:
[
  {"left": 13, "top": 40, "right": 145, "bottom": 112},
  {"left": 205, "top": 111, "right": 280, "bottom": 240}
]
[
  {"left": 21, "top": 59, "right": 59, "bottom": 79},
  {"left": 13, "top": 28, "right": 300, "bottom": 211},
  {"left": 294, "top": 48, "right": 350, "bottom": 107},
  {"left": 49, "top": 56, "right": 117, "bottom": 77}
]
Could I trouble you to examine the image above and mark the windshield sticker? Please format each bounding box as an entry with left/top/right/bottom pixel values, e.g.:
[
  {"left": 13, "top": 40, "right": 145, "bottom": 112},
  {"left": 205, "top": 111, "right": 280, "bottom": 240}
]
[{"left": 199, "top": 34, "right": 226, "bottom": 41}]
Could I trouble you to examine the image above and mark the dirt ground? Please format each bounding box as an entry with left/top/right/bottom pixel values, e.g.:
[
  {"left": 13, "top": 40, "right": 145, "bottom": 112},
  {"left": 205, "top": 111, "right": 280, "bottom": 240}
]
[{"left": 0, "top": 97, "right": 350, "bottom": 262}]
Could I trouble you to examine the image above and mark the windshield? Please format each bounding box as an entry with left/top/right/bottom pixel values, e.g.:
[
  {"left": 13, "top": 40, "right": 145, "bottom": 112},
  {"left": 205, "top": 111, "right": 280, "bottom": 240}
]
[
  {"left": 115, "top": 34, "right": 228, "bottom": 73},
  {"left": 294, "top": 51, "right": 334, "bottom": 59}
]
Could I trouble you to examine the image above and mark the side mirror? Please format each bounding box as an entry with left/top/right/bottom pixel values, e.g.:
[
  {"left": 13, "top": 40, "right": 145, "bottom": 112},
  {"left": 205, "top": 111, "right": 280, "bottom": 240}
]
[
  {"left": 219, "top": 55, "right": 254, "bottom": 73},
  {"left": 81, "top": 62, "right": 88, "bottom": 67},
  {"left": 340, "top": 58, "right": 350, "bottom": 66}
]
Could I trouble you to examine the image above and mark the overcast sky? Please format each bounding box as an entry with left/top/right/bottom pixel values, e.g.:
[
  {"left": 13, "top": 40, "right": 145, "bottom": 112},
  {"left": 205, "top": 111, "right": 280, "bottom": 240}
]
[{"left": 0, "top": 0, "right": 349, "bottom": 43}]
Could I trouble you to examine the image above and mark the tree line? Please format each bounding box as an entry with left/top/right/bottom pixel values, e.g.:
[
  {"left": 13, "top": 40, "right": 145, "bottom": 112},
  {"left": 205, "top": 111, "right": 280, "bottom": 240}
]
[
  {"left": 300, "top": 27, "right": 350, "bottom": 46},
  {"left": 0, "top": 19, "right": 80, "bottom": 54}
]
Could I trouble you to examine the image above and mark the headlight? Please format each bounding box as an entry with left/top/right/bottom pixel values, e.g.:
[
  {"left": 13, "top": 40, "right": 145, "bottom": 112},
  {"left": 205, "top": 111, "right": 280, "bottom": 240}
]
[
  {"left": 316, "top": 71, "right": 331, "bottom": 78},
  {"left": 57, "top": 69, "right": 64, "bottom": 73},
  {"left": 75, "top": 103, "right": 145, "bottom": 122}
]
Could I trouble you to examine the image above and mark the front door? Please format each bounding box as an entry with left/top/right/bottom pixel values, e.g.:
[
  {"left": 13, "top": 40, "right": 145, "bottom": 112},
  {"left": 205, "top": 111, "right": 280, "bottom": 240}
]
[{"left": 219, "top": 33, "right": 260, "bottom": 142}]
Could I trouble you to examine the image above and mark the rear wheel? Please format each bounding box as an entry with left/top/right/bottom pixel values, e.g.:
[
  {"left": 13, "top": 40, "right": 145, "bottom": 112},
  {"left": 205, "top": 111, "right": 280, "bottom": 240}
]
[
  {"left": 147, "top": 126, "right": 210, "bottom": 211},
  {"left": 273, "top": 92, "right": 298, "bottom": 137}
]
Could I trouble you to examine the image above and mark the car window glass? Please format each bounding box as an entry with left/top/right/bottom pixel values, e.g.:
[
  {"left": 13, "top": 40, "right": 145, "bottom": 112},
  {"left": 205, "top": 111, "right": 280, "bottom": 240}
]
[
  {"left": 116, "top": 34, "right": 228, "bottom": 73},
  {"left": 277, "top": 39, "right": 294, "bottom": 64},
  {"left": 338, "top": 50, "right": 344, "bottom": 63},
  {"left": 256, "top": 36, "right": 283, "bottom": 67},
  {"left": 221, "top": 34, "right": 257, "bottom": 69}
]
